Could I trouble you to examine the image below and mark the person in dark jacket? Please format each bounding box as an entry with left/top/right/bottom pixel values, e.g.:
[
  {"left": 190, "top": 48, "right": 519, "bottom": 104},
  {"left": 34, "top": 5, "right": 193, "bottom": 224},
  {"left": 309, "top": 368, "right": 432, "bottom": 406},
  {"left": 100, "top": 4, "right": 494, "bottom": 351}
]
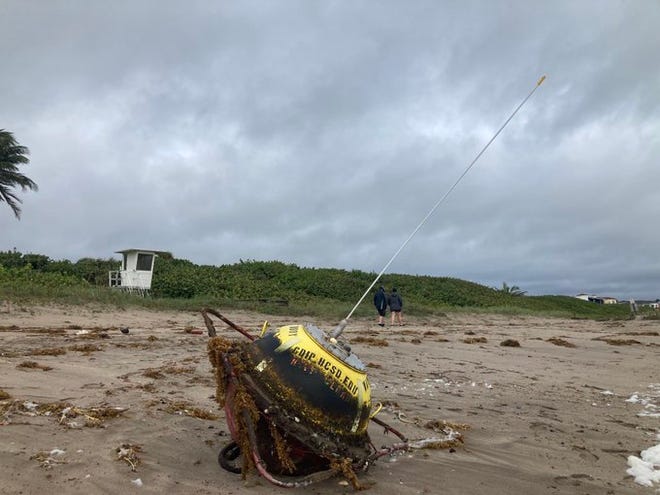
[
  {"left": 373, "top": 286, "right": 388, "bottom": 327},
  {"left": 388, "top": 287, "right": 403, "bottom": 326}
]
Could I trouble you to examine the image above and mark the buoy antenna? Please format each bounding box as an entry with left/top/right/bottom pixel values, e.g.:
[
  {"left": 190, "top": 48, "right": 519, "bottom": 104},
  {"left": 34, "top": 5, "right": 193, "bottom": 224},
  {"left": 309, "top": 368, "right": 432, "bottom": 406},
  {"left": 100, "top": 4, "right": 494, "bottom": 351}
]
[{"left": 331, "top": 75, "right": 547, "bottom": 338}]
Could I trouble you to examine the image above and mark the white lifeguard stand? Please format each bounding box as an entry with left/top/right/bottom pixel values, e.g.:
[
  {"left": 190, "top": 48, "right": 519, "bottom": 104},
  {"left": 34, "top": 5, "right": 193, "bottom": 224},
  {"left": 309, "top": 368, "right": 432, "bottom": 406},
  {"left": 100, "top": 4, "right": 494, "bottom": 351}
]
[{"left": 109, "top": 249, "right": 161, "bottom": 295}]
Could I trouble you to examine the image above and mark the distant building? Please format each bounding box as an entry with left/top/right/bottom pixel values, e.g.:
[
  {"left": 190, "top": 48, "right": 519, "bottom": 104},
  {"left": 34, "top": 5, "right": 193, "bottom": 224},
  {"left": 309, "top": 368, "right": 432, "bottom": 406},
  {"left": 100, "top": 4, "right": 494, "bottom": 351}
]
[
  {"left": 575, "top": 294, "right": 618, "bottom": 304},
  {"left": 636, "top": 300, "right": 660, "bottom": 309},
  {"left": 109, "top": 249, "right": 167, "bottom": 295}
]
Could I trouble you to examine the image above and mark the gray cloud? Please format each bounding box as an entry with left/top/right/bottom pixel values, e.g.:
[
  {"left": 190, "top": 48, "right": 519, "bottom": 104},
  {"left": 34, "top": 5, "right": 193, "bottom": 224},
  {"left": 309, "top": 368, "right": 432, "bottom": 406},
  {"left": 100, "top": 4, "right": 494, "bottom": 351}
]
[{"left": 2, "top": 0, "right": 659, "bottom": 300}]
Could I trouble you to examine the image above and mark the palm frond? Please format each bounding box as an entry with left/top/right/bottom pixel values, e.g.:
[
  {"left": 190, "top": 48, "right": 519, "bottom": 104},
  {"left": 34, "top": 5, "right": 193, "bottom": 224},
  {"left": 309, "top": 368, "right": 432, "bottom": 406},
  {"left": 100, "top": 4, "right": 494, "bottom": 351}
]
[{"left": 0, "top": 129, "right": 37, "bottom": 219}]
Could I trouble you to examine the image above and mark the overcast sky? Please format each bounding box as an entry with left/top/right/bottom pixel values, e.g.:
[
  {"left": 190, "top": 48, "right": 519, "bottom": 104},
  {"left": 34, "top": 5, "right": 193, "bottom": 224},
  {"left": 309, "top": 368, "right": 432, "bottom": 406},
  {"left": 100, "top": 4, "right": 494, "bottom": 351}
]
[{"left": 2, "top": 1, "right": 659, "bottom": 300}]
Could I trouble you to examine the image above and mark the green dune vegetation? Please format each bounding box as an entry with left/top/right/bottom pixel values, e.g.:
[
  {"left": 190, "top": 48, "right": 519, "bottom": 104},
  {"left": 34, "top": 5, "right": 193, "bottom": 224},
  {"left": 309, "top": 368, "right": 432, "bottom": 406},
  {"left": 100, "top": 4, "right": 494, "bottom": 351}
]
[{"left": 0, "top": 250, "right": 632, "bottom": 320}]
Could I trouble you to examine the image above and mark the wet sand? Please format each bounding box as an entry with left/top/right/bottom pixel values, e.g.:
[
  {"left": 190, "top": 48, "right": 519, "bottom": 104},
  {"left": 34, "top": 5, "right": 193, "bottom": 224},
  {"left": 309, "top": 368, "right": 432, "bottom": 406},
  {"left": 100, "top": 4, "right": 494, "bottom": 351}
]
[{"left": 1, "top": 304, "right": 658, "bottom": 494}]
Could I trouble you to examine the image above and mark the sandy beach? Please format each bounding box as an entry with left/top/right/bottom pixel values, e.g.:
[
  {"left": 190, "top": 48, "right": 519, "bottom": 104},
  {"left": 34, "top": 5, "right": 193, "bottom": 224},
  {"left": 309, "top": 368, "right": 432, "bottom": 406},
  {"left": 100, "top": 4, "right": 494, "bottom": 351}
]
[{"left": 1, "top": 304, "right": 658, "bottom": 494}]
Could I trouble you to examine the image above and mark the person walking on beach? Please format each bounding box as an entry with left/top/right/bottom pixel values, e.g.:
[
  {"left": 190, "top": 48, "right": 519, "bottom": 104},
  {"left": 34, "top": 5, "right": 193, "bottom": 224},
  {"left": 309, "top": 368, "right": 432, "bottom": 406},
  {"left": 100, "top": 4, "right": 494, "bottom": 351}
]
[
  {"left": 373, "top": 286, "right": 388, "bottom": 327},
  {"left": 388, "top": 287, "right": 403, "bottom": 326}
]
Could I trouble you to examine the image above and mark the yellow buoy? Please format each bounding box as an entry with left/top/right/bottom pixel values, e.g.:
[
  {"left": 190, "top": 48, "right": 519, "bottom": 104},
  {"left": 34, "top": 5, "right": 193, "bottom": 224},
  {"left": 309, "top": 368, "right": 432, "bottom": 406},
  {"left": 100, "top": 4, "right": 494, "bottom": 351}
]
[{"left": 246, "top": 323, "right": 372, "bottom": 436}]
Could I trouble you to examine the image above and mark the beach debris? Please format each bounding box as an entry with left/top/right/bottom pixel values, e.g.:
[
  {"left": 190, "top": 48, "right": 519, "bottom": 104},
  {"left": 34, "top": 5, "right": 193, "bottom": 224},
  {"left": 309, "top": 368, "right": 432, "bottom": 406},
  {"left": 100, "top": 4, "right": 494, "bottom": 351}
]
[
  {"left": 593, "top": 336, "right": 641, "bottom": 346},
  {"left": 16, "top": 360, "right": 53, "bottom": 371},
  {"left": 408, "top": 435, "right": 462, "bottom": 450},
  {"left": 406, "top": 420, "right": 470, "bottom": 450},
  {"left": 22, "top": 327, "right": 66, "bottom": 335},
  {"left": 396, "top": 411, "right": 416, "bottom": 424},
  {"left": 30, "top": 448, "right": 68, "bottom": 469},
  {"left": 622, "top": 330, "right": 659, "bottom": 336},
  {"left": 22, "top": 401, "right": 39, "bottom": 413},
  {"left": 0, "top": 398, "right": 127, "bottom": 426},
  {"left": 547, "top": 337, "right": 575, "bottom": 348},
  {"left": 116, "top": 443, "right": 142, "bottom": 471},
  {"left": 132, "top": 478, "right": 143, "bottom": 487},
  {"left": 162, "top": 399, "right": 219, "bottom": 420},
  {"left": 68, "top": 344, "right": 102, "bottom": 354},
  {"left": 378, "top": 402, "right": 470, "bottom": 450},
  {"left": 142, "top": 369, "right": 165, "bottom": 379},
  {"left": 350, "top": 336, "right": 389, "bottom": 346},
  {"left": 71, "top": 327, "right": 114, "bottom": 339},
  {"left": 58, "top": 404, "right": 128, "bottom": 427},
  {"left": 148, "top": 363, "right": 195, "bottom": 376},
  {"left": 499, "top": 339, "right": 520, "bottom": 347},
  {"left": 202, "top": 308, "right": 411, "bottom": 489},
  {"left": 462, "top": 337, "right": 487, "bottom": 344},
  {"left": 26, "top": 347, "right": 67, "bottom": 356},
  {"left": 120, "top": 326, "right": 130, "bottom": 334}
]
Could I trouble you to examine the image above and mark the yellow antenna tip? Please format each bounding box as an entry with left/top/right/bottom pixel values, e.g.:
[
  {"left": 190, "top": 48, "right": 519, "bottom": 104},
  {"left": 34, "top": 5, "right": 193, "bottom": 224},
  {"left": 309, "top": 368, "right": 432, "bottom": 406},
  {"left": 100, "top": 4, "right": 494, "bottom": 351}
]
[{"left": 537, "top": 75, "right": 547, "bottom": 86}]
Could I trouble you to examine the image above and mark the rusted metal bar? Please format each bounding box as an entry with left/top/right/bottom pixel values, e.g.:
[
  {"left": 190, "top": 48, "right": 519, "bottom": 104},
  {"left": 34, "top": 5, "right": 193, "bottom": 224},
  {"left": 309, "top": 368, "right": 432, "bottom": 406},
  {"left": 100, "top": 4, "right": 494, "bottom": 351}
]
[{"left": 202, "top": 308, "right": 256, "bottom": 340}]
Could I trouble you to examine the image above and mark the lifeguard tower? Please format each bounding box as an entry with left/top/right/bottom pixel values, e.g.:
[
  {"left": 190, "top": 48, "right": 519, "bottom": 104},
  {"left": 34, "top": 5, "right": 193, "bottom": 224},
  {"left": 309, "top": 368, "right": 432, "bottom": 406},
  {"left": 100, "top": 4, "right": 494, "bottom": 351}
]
[{"left": 109, "top": 249, "right": 162, "bottom": 295}]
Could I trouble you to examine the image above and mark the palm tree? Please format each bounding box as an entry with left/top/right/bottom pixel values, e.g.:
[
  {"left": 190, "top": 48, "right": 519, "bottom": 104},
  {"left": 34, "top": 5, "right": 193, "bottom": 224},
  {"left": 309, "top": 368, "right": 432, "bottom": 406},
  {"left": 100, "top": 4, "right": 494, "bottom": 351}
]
[
  {"left": 0, "top": 129, "right": 38, "bottom": 219},
  {"left": 499, "top": 281, "right": 527, "bottom": 297}
]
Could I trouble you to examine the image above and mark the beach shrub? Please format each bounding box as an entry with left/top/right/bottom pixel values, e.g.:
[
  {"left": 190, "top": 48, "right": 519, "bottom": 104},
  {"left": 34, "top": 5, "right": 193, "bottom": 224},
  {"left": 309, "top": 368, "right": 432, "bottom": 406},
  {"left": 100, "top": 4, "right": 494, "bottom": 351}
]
[{"left": 0, "top": 250, "right": 634, "bottom": 320}]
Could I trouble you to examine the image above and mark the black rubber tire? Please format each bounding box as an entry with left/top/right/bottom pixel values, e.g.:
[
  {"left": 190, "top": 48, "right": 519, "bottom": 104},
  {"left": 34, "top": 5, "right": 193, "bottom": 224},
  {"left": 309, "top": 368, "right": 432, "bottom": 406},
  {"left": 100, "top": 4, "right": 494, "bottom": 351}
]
[{"left": 218, "top": 441, "right": 242, "bottom": 474}]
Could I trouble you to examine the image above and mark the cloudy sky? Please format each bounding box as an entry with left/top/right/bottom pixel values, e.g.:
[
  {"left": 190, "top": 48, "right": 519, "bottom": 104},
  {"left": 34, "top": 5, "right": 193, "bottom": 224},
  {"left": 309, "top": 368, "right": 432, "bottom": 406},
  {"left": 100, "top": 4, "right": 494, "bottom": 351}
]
[{"left": 2, "top": 1, "right": 659, "bottom": 300}]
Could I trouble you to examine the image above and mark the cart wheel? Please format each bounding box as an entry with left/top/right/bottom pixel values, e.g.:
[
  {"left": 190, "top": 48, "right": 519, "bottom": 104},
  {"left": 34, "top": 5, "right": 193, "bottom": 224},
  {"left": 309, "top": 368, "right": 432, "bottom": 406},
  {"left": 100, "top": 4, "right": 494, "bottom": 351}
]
[{"left": 218, "top": 441, "right": 242, "bottom": 474}]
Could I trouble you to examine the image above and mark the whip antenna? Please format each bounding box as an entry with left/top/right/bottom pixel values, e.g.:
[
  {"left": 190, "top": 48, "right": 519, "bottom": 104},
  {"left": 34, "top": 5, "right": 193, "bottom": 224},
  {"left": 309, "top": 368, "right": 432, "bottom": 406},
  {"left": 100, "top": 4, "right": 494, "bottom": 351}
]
[{"left": 331, "top": 75, "right": 546, "bottom": 338}]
